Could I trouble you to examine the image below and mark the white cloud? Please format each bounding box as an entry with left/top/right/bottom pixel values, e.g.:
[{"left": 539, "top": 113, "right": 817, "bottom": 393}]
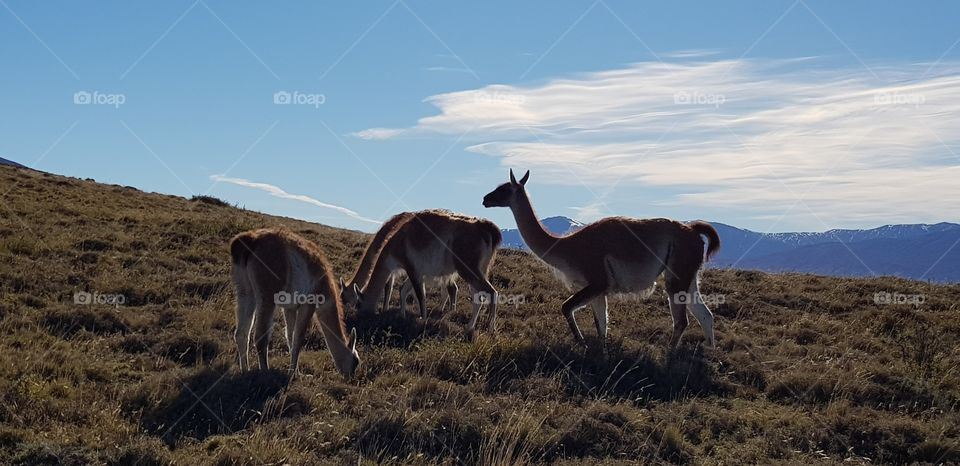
[
  {"left": 209, "top": 175, "right": 381, "bottom": 225},
  {"left": 351, "top": 127, "right": 404, "bottom": 140},
  {"left": 357, "top": 58, "right": 960, "bottom": 226},
  {"left": 569, "top": 200, "right": 607, "bottom": 223}
]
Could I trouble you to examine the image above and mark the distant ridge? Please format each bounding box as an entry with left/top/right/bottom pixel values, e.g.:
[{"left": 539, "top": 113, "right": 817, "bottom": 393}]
[
  {"left": 500, "top": 216, "right": 960, "bottom": 282},
  {"left": 0, "top": 157, "right": 27, "bottom": 169},
  {"left": 735, "top": 229, "right": 960, "bottom": 283}
]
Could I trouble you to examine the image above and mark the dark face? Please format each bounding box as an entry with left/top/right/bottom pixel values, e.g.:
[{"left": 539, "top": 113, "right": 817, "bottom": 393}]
[
  {"left": 483, "top": 182, "right": 515, "bottom": 208},
  {"left": 355, "top": 289, "right": 377, "bottom": 315},
  {"left": 483, "top": 169, "right": 530, "bottom": 208},
  {"left": 341, "top": 351, "right": 360, "bottom": 379},
  {"left": 339, "top": 329, "right": 360, "bottom": 379},
  {"left": 339, "top": 279, "right": 360, "bottom": 309}
]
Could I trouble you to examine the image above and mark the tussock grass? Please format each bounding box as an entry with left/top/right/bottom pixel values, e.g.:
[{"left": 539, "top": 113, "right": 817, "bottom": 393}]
[{"left": 1, "top": 165, "right": 958, "bottom": 464}]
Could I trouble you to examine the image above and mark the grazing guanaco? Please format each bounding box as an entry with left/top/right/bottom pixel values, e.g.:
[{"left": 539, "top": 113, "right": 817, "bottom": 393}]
[
  {"left": 343, "top": 209, "right": 500, "bottom": 340},
  {"left": 340, "top": 211, "right": 458, "bottom": 313},
  {"left": 230, "top": 227, "right": 359, "bottom": 378},
  {"left": 483, "top": 170, "right": 720, "bottom": 349}
]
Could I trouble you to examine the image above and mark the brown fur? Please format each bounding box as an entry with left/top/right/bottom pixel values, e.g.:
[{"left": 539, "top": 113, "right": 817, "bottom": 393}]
[
  {"left": 687, "top": 221, "right": 721, "bottom": 261},
  {"left": 343, "top": 212, "right": 415, "bottom": 312},
  {"left": 229, "top": 227, "right": 358, "bottom": 377},
  {"left": 538, "top": 217, "right": 717, "bottom": 294},
  {"left": 346, "top": 212, "right": 414, "bottom": 288},
  {"left": 483, "top": 170, "right": 720, "bottom": 348},
  {"left": 343, "top": 211, "right": 468, "bottom": 313},
  {"left": 357, "top": 210, "right": 501, "bottom": 339}
]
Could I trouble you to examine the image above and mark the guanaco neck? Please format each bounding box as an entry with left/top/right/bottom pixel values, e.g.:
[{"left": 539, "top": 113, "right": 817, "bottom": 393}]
[
  {"left": 359, "top": 243, "right": 397, "bottom": 313},
  {"left": 510, "top": 189, "right": 562, "bottom": 259},
  {"left": 348, "top": 247, "right": 379, "bottom": 289},
  {"left": 348, "top": 215, "right": 405, "bottom": 288},
  {"left": 349, "top": 212, "right": 416, "bottom": 288}
]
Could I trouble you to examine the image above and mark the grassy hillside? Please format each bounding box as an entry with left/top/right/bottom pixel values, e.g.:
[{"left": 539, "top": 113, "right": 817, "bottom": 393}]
[{"left": 0, "top": 165, "right": 958, "bottom": 465}]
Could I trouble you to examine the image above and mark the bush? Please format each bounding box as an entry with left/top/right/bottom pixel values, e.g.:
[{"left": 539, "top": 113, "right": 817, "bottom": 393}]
[{"left": 190, "top": 195, "right": 230, "bottom": 207}]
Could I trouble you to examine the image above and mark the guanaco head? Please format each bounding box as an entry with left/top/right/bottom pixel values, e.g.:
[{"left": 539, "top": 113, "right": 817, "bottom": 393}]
[
  {"left": 337, "top": 327, "right": 361, "bottom": 379},
  {"left": 339, "top": 277, "right": 360, "bottom": 309},
  {"left": 339, "top": 277, "right": 376, "bottom": 315},
  {"left": 353, "top": 286, "right": 378, "bottom": 316},
  {"left": 483, "top": 169, "right": 529, "bottom": 208}
]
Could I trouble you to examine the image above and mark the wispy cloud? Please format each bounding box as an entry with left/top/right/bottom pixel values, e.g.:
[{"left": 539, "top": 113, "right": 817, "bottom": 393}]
[
  {"left": 352, "top": 127, "right": 404, "bottom": 140},
  {"left": 569, "top": 200, "right": 607, "bottom": 223},
  {"left": 660, "top": 49, "right": 722, "bottom": 59},
  {"left": 357, "top": 58, "right": 960, "bottom": 226},
  {"left": 209, "top": 174, "right": 380, "bottom": 224}
]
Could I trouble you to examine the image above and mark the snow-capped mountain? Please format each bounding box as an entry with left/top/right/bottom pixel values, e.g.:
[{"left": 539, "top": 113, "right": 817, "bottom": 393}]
[
  {"left": 734, "top": 229, "right": 960, "bottom": 283},
  {"left": 756, "top": 223, "right": 960, "bottom": 247},
  {"left": 709, "top": 222, "right": 960, "bottom": 268},
  {"left": 500, "top": 217, "right": 960, "bottom": 282}
]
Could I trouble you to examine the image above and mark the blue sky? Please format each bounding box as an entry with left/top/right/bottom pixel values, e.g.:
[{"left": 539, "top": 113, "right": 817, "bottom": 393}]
[{"left": 2, "top": 1, "right": 959, "bottom": 233}]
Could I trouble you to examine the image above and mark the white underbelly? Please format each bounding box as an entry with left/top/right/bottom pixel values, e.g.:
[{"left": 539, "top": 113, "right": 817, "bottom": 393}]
[
  {"left": 545, "top": 259, "right": 588, "bottom": 290},
  {"left": 423, "top": 274, "right": 458, "bottom": 285},
  {"left": 540, "top": 254, "right": 662, "bottom": 299},
  {"left": 604, "top": 255, "right": 662, "bottom": 293}
]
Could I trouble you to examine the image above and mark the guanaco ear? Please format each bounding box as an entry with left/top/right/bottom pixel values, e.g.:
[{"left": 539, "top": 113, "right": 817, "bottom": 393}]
[
  {"left": 509, "top": 168, "right": 518, "bottom": 185},
  {"left": 519, "top": 170, "right": 530, "bottom": 185},
  {"left": 349, "top": 327, "right": 357, "bottom": 351},
  {"left": 352, "top": 283, "right": 361, "bottom": 297},
  {"left": 339, "top": 277, "right": 346, "bottom": 291}
]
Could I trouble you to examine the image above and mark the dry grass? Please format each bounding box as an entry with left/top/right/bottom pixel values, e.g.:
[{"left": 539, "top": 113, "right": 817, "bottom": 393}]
[{"left": 0, "top": 165, "right": 958, "bottom": 465}]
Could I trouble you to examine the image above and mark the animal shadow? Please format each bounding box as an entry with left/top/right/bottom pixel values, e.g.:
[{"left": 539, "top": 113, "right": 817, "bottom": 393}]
[
  {"left": 348, "top": 306, "right": 459, "bottom": 348},
  {"left": 484, "top": 338, "right": 728, "bottom": 402},
  {"left": 131, "top": 365, "right": 308, "bottom": 445}
]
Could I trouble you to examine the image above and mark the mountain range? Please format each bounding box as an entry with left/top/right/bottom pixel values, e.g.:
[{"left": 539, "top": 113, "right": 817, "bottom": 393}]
[{"left": 499, "top": 217, "right": 960, "bottom": 282}]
